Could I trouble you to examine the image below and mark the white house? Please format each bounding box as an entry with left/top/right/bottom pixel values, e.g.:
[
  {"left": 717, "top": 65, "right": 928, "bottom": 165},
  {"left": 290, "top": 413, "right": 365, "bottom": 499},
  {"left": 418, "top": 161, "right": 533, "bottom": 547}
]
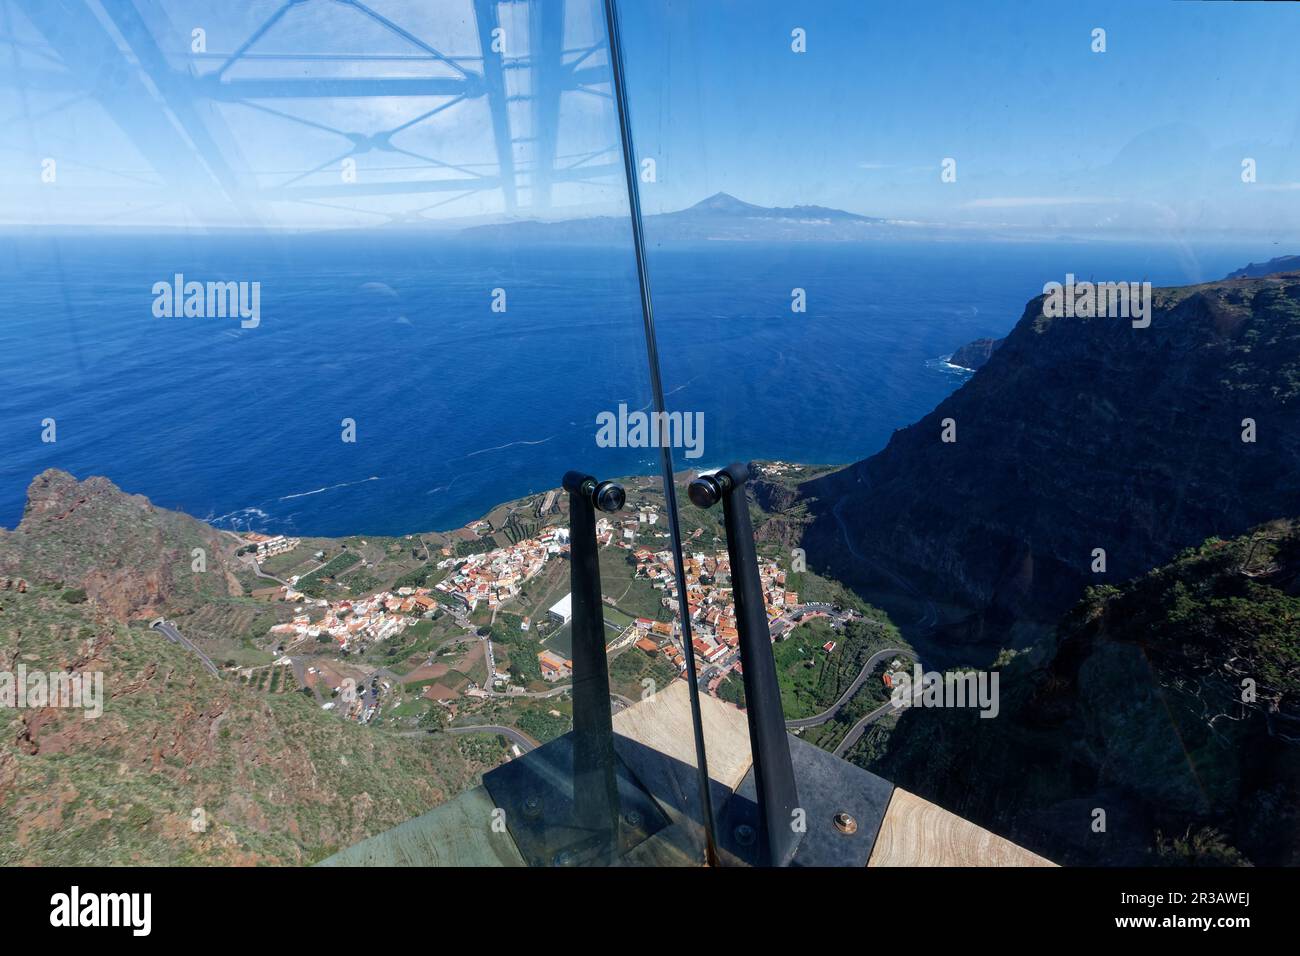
[{"left": 548, "top": 593, "right": 573, "bottom": 625}]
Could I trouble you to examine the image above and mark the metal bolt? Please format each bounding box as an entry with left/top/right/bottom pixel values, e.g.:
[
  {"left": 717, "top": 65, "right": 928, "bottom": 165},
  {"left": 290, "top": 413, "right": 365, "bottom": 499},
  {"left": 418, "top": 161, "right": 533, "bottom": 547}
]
[
  {"left": 593, "top": 480, "right": 626, "bottom": 513},
  {"left": 734, "top": 823, "right": 756, "bottom": 847},
  {"left": 624, "top": 810, "right": 643, "bottom": 828},
  {"left": 522, "top": 796, "right": 542, "bottom": 818},
  {"left": 833, "top": 811, "right": 858, "bottom": 835}
]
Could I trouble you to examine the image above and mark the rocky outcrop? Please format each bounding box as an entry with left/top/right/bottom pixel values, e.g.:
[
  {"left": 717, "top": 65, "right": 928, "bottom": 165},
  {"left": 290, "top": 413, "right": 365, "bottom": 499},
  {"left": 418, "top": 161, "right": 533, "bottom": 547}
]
[
  {"left": 0, "top": 470, "right": 241, "bottom": 621},
  {"left": 947, "top": 336, "right": 1004, "bottom": 371}
]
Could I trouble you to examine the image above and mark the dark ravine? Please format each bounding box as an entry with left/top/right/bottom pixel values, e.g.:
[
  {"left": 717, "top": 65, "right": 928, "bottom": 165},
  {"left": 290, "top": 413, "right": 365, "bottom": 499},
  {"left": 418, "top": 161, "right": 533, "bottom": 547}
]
[{"left": 797, "top": 271, "right": 1300, "bottom": 635}]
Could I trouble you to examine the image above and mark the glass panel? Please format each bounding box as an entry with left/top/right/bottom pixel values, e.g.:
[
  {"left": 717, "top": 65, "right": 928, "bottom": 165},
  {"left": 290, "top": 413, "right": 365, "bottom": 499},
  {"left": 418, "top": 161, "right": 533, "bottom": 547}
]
[
  {"left": 0, "top": 0, "right": 710, "bottom": 867},
  {"left": 618, "top": 0, "right": 1300, "bottom": 868}
]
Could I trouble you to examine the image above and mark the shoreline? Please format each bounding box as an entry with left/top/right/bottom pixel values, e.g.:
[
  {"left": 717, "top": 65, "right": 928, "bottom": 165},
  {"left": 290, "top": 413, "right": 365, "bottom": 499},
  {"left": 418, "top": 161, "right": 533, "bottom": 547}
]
[{"left": 199, "top": 458, "right": 850, "bottom": 544}]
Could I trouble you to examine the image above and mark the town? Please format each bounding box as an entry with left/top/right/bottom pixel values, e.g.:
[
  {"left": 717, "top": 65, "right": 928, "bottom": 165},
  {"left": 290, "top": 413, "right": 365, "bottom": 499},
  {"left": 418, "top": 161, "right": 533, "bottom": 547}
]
[{"left": 243, "top": 491, "right": 860, "bottom": 726}]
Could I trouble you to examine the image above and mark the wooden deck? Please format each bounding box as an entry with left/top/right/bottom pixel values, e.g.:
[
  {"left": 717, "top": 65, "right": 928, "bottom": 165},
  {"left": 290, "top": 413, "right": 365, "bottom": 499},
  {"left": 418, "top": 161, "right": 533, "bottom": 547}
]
[{"left": 867, "top": 787, "right": 1054, "bottom": 867}]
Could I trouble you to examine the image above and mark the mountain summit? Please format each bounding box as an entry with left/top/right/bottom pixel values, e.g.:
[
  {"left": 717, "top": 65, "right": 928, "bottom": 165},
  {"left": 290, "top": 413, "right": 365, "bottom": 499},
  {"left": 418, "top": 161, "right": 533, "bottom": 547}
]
[
  {"left": 674, "top": 191, "right": 880, "bottom": 225},
  {"left": 687, "top": 191, "right": 765, "bottom": 214}
]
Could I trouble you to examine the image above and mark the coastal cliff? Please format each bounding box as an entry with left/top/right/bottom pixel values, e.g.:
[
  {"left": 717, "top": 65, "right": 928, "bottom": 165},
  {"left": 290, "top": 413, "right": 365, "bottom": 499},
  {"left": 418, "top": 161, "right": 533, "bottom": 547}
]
[
  {"left": 798, "top": 272, "right": 1300, "bottom": 630},
  {"left": 0, "top": 469, "right": 242, "bottom": 622}
]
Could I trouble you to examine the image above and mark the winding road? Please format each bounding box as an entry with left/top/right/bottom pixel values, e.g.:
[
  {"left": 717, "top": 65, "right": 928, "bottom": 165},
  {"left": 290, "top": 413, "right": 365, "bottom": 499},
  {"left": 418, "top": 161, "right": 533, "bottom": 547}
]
[
  {"left": 833, "top": 682, "right": 925, "bottom": 758},
  {"left": 150, "top": 619, "right": 221, "bottom": 678},
  {"left": 395, "top": 724, "right": 538, "bottom": 753},
  {"left": 448, "top": 724, "right": 538, "bottom": 752},
  {"left": 785, "top": 646, "right": 912, "bottom": 729},
  {"left": 237, "top": 553, "right": 292, "bottom": 588}
]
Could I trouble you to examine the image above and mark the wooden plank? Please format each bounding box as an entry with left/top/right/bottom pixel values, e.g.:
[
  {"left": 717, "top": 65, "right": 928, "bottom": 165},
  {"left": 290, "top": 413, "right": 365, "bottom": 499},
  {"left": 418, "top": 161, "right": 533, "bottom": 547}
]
[
  {"left": 611, "top": 680, "right": 754, "bottom": 866},
  {"left": 867, "top": 786, "right": 1055, "bottom": 867},
  {"left": 612, "top": 678, "right": 753, "bottom": 791}
]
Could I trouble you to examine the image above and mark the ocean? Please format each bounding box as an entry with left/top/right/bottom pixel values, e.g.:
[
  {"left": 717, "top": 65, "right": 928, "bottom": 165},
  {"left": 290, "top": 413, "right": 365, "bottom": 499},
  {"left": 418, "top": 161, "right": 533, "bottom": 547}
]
[{"left": 0, "top": 232, "right": 1271, "bottom": 537}]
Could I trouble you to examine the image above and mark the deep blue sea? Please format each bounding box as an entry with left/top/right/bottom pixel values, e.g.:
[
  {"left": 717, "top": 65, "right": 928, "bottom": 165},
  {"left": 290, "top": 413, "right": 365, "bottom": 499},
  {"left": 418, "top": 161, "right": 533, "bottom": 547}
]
[{"left": 0, "top": 232, "right": 1274, "bottom": 537}]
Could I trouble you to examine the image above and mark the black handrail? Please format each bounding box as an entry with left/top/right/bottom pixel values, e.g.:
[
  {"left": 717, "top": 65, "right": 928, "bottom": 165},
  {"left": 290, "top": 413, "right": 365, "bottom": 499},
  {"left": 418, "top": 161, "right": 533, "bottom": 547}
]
[{"left": 690, "top": 463, "right": 802, "bottom": 866}]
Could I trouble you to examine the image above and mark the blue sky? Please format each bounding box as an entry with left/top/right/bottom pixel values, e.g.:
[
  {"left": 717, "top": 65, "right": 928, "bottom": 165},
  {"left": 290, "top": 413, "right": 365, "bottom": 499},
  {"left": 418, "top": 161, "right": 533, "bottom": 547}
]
[
  {"left": 1, "top": 0, "right": 1297, "bottom": 236},
  {"left": 621, "top": 0, "right": 1300, "bottom": 234}
]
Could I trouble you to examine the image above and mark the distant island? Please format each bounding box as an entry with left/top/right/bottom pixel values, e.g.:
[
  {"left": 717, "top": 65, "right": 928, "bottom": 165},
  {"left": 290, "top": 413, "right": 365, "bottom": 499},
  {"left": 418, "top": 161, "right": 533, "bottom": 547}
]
[{"left": 456, "top": 191, "right": 969, "bottom": 243}]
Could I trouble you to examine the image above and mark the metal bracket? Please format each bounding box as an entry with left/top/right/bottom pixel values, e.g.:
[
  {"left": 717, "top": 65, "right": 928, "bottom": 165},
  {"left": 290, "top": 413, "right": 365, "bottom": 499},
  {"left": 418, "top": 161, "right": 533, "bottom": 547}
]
[{"left": 716, "top": 733, "right": 894, "bottom": 867}]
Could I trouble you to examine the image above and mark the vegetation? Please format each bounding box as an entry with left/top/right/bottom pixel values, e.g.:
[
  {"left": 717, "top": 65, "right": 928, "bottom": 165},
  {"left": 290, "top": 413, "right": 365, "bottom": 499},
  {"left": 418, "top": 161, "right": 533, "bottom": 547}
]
[
  {"left": 507, "top": 639, "right": 543, "bottom": 684},
  {"left": 609, "top": 647, "right": 679, "bottom": 701},
  {"left": 863, "top": 520, "right": 1300, "bottom": 867},
  {"left": 515, "top": 708, "right": 570, "bottom": 743},
  {"left": 772, "top": 616, "right": 898, "bottom": 720},
  {"left": 295, "top": 552, "right": 361, "bottom": 597},
  {"left": 0, "top": 583, "right": 482, "bottom": 865},
  {"left": 390, "top": 563, "right": 448, "bottom": 592}
]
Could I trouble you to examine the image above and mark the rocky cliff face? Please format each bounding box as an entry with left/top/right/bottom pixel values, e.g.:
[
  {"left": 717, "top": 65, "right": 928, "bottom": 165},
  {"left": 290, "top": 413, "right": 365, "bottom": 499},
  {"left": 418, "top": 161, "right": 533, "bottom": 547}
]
[
  {"left": 799, "top": 273, "right": 1300, "bottom": 629},
  {"left": 1227, "top": 254, "right": 1300, "bottom": 278}
]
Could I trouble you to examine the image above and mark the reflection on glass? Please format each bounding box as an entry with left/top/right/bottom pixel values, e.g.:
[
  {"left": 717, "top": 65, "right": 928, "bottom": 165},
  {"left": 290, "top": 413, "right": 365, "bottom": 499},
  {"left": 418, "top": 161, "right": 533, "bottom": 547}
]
[{"left": 0, "top": 0, "right": 713, "bottom": 868}]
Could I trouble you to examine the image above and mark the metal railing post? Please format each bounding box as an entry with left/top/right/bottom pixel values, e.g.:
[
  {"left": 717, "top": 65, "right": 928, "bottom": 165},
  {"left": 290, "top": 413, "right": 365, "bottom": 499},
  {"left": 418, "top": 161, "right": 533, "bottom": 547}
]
[
  {"left": 563, "top": 471, "right": 624, "bottom": 860},
  {"left": 690, "top": 462, "right": 801, "bottom": 866}
]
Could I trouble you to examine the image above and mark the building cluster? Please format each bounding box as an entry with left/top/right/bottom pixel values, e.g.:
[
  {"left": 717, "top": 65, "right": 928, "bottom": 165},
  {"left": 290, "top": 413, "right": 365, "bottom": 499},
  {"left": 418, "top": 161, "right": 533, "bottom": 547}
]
[
  {"left": 269, "top": 586, "right": 439, "bottom": 654},
  {"left": 538, "top": 649, "right": 572, "bottom": 682},
  {"left": 592, "top": 507, "right": 663, "bottom": 548},
  {"left": 752, "top": 460, "right": 805, "bottom": 479},
  {"left": 434, "top": 527, "right": 569, "bottom": 612},
  {"left": 244, "top": 532, "right": 301, "bottom": 559},
  {"left": 626, "top": 546, "right": 801, "bottom": 696}
]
